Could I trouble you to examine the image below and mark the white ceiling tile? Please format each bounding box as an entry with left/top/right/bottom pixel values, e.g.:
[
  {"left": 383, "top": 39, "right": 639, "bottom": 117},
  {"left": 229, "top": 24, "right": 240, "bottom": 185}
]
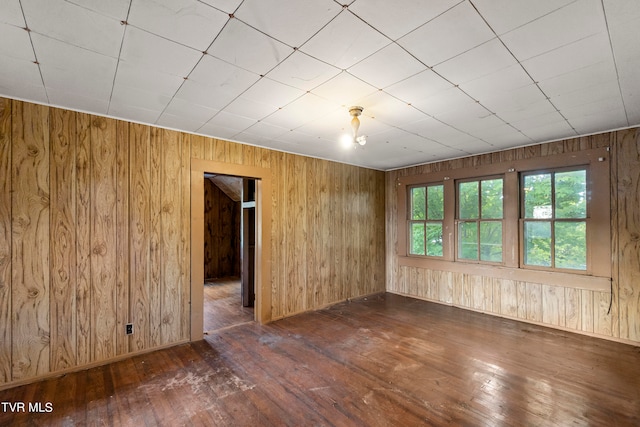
[
  {"left": 537, "top": 61, "right": 618, "bottom": 98},
  {"left": 224, "top": 96, "right": 279, "bottom": 121},
  {"left": 609, "top": 16, "right": 640, "bottom": 68},
  {"left": 347, "top": 43, "right": 425, "bottom": 89},
  {"left": 475, "top": 84, "right": 550, "bottom": 117},
  {"left": 459, "top": 65, "right": 533, "bottom": 101},
  {"left": 470, "top": 124, "right": 533, "bottom": 147},
  {"left": 551, "top": 80, "right": 622, "bottom": 112},
  {"left": 398, "top": 1, "right": 495, "bottom": 66},
  {"left": 114, "top": 62, "right": 185, "bottom": 98},
  {"left": 403, "top": 117, "right": 478, "bottom": 147},
  {"left": 110, "top": 84, "right": 172, "bottom": 115},
  {"left": 121, "top": 26, "right": 203, "bottom": 77},
  {"left": 500, "top": 0, "right": 606, "bottom": 61},
  {"left": 434, "top": 39, "right": 517, "bottom": 85},
  {"left": 240, "top": 78, "right": 305, "bottom": 108},
  {"left": 356, "top": 91, "right": 428, "bottom": 126},
  {"left": 64, "top": 0, "right": 131, "bottom": 20},
  {"left": 199, "top": 0, "right": 243, "bottom": 14},
  {"left": 22, "top": 0, "right": 124, "bottom": 57},
  {"left": 1, "top": 0, "right": 24, "bottom": 25},
  {"left": 108, "top": 101, "right": 163, "bottom": 125},
  {"left": 128, "top": 0, "right": 228, "bottom": 51},
  {"left": 175, "top": 80, "right": 239, "bottom": 111},
  {"left": 603, "top": 0, "right": 640, "bottom": 28},
  {"left": 198, "top": 123, "right": 241, "bottom": 140},
  {"left": 521, "top": 32, "right": 614, "bottom": 83},
  {"left": 208, "top": 18, "right": 293, "bottom": 75},
  {"left": 566, "top": 106, "right": 629, "bottom": 134},
  {"left": 235, "top": 0, "right": 342, "bottom": 47},
  {"left": 0, "top": 56, "right": 47, "bottom": 103},
  {"left": 155, "top": 112, "right": 206, "bottom": 132},
  {"left": 202, "top": 111, "right": 256, "bottom": 132},
  {"left": 472, "top": 0, "right": 575, "bottom": 35},
  {"left": 412, "top": 86, "right": 476, "bottom": 116},
  {"left": 300, "top": 10, "right": 391, "bottom": 70},
  {"left": 266, "top": 51, "right": 341, "bottom": 91},
  {"left": 46, "top": 88, "right": 109, "bottom": 114},
  {"left": 517, "top": 119, "right": 576, "bottom": 142},
  {"left": 162, "top": 97, "right": 219, "bottom": 124},
  {"left": 243, "top": 121, "right": 290, "bottom": 139},
  {"left": 348, "top": 0, "right": 461, "bottom": 40},
  {"left": 311, "top": 72, "right": 378, "bottom": 106},
  {"left": 0, "top": 24, "right": 35, "bottom": 61},
  {"left": 261, "top": 93, "right": 339, "bottom": 130},
  {"left": 384, "top": 69, "right": 453, "bottom": 104},
  {"left": 33, "top": 34, "right": 117, "bottom": 100}
]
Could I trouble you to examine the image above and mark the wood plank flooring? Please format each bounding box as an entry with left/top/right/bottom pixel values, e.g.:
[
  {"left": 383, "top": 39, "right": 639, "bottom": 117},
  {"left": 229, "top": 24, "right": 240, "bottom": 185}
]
[
  {"left": 1, "top": 293, "right": 639, "bottom": 426},
  {"left": 203, "top": 278, "right": 254, "bottom": 333}
]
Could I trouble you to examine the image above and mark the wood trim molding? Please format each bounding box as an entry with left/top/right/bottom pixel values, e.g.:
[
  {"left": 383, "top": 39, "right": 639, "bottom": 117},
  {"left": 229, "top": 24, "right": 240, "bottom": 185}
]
[{"left": 190, "top": 159, "right": 272, "bottom": 341}]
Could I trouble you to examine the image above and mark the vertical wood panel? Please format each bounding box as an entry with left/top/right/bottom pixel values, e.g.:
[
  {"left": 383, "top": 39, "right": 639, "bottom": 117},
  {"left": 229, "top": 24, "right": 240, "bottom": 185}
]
[
  {"left": 500, "top": 280, "right": 518, "bottom": 318},
  {"left": 11, "top": 101, "right": 50, "bottom": 379},
  {"left": 615, "top": 129, "right": 640, "bottom": 341},
  {"left": 49, "top": 107, "right": 77, "bottom": 371},
  {"left": 180, "top": 135, "right": 190, "bottom": 340},
  {"left": 580, "top": 290, "right": 594, "bottom": 333},
  {"left": 270, "top": 151, "right": 284, "bottom": 319},
  {"left": 0, "top": 98, "right": 11, "bottom": 383},
  {"left": 148, "top": 128, "right": 162, "bottom": 347},
  {"left": 525, "top": 283, "right": 542, "bottom": 322},
  {"left": 565, "top": 288, "right": 581, "bottom": 330},
  {"left": 90, "top": 117, "right": 117, "bottom": 362},
  {"left": 75, "top": 113, "right": 91, "bottom": 366},
  {"left": 129, "top": 123, "right": 150, "bottom": 352},
  {"left": 542, "top": 284, "right": 565, "bottom": 327},
  {"left": 160, "top": 130, "right": 182, "bottom": 345},
  {"left": 115, "top": 121, "right": 129, "bottom": 356},
  {"left": 594, "top": 291, "right": 612, "bottom": 336}
]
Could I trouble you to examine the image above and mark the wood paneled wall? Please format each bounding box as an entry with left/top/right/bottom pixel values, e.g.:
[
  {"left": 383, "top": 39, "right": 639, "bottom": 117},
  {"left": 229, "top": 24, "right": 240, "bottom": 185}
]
[
  {"left": 204, "top": 179, "right": 240, "bottom": 279},
  {"left": 0, "top": 97, "right": 386, "bottom": 389},
  {"left": 386, "top": 129, "right": 640, "bottom": 345}
]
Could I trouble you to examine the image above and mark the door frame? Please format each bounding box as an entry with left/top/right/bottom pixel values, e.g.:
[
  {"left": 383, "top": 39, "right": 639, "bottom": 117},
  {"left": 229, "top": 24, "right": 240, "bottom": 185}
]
[{"left": 190, "top": 158, "right": 272, "bottom": 341}]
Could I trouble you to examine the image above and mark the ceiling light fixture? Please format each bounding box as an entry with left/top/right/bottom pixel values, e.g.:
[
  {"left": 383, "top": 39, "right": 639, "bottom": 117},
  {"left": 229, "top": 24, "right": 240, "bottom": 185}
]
[{"left": 349, "top": 106, "right": 367, "bottom": 147}]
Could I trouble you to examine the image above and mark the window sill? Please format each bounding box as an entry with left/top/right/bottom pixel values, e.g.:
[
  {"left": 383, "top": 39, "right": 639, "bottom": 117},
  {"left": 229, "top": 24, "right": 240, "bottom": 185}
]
[{"left": 398, "top": 256, "right": 611, "bottom": 292}]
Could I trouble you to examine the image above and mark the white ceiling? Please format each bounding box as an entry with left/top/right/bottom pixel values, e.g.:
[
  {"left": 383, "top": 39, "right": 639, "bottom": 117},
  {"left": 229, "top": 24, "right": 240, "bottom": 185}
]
[{"left": 1, "top": 0, "right": 638, "bottom": 170}]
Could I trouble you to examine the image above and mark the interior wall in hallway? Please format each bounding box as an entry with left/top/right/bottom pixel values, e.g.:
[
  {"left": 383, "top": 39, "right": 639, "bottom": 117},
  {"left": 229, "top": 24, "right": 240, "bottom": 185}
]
[{"left": 203, "top": 179, "right": 240, "bottom": 280}]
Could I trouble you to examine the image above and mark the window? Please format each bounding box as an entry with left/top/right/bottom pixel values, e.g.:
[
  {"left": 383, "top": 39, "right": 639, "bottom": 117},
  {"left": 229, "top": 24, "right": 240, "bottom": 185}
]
[
  {"left": 397, "top": 146, "right": 611, "bottom": 289},
  {"left": 408, "top": 184, "right": 443, "bottom": 257},
  {"left": 457, "top": 177, "right": 503, "bottom": 263},
  {"left": 521, "top": 168, "right": 587, "bottom": 271}
]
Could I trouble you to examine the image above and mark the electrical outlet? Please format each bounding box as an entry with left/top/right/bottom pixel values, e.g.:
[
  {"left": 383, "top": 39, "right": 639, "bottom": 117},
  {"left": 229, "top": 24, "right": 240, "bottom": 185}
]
[{"left": 125, "top": 323, "right": 133, "bottom": 335}]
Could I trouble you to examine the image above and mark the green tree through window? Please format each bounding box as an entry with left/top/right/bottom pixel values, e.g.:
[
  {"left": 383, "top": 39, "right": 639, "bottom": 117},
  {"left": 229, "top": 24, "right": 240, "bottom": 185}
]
[
  {"left": 409, "top": 184, "right": 443, "bottom": 256},
  {"left": 457, "top": 178, "right": 503, "bottom": 262},
  {"left": 522, "top": 168, "right": 587, "bottom": 270}
]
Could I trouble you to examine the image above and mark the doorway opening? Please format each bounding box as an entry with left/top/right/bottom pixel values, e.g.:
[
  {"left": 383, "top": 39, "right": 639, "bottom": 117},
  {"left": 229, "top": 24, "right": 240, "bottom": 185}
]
[
  {"left": 202, "top": 174, "right": 255, "bottom": 333},
  {"left": 190, "top": 159, "right": 272, "bottom": 342}
]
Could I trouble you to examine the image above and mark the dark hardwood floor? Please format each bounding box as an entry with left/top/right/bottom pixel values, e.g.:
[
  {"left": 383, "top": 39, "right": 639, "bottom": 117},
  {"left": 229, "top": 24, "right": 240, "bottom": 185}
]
[
  {"left": 1, "top": 293, "right": 639, "bottom": 426},
  {"left": 203, "top": 278, "right": 254, "bottom": 333}
]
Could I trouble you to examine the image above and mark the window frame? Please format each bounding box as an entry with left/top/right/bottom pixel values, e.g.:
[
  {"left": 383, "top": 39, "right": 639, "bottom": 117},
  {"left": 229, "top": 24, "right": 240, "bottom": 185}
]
[
  {"left": 519, "top": 166, "right": 590, "bottom": 274},
  {"left": 455, "top": 175, "right": 505, "bottom": 265},
  {"left": 396, "top": 146, "right": 611, "bottom": 292},
  {"left": 407, "top": 183, "right": 445, "bottom": 258}
]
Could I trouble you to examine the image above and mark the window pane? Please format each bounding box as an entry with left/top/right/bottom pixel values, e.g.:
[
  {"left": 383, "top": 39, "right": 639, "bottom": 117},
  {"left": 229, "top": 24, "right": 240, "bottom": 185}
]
[
  {"left": 427, "top": 185, "right": 444, "bottom": 220},
  {"left": 555, "top": 170, "right": 587, "bottom": 219},
  {"left": 459, "top": 181, "right": 479, "bottom": 219},
  {"left": 555, "top": 221, "right": 586, "bottom": 270},
  {"left": 458, "top": 221, "right": 478, "bottom": 260},
  {"left": 480, "top": 222, "right": 502, "bottom": 262},
  {"left": 411, "top": 187, "right": 426, "bottom": 220},
  {"left": 524, "top": 221, "right": 551, "bottom": 266},
  {"left": 481, "top": 178, "right": 503, "bottom": 219},
  {"left": 410, "top": 222, "right": 425, "bottom": 255},
  {"left": 426, "top": 223, "right": 443, "bottom": 256},
  {"left": 524, "top": 174, "right": 552, "bottom": 219}
]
